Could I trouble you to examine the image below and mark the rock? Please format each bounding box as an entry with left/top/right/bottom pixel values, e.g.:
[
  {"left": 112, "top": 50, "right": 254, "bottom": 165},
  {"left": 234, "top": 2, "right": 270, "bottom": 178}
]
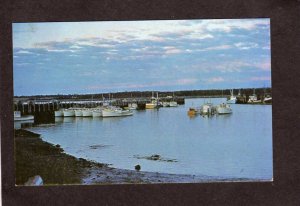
[
  {"left": 135, "top": 164, "right": 141, "bottom": 171},
  {"left": 150, "top": 154, "right": 160, "bottom": 160}
]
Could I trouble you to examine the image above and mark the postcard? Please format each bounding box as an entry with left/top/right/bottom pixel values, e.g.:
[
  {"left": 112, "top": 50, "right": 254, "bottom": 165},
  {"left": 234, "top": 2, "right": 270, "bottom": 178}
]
[{"left": 13, "top": 19, "right": 272, "bottom": 186}]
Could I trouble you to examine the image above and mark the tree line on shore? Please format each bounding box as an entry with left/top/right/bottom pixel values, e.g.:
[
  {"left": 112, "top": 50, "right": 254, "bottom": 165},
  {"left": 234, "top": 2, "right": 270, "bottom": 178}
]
[{"left": 14, "top": 87, "right": 271, "bottom": 100}]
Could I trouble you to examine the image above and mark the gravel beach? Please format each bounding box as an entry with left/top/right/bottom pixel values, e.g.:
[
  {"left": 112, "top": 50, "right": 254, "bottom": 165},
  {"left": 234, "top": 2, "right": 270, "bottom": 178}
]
[{"left": 15, "top": 129, "right": 257, "bottom": 185}]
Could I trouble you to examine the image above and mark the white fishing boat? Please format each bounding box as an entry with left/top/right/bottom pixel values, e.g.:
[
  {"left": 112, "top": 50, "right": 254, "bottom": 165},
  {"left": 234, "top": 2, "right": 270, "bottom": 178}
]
[
  {"left": 92, "top": 109, "right": 102, "bottom": 117},
  {"left": 75, "top": 109, "right": 83, "bottom": 117},
  {"left": 227, "top": 89, "right": 237, "bottom": 104},
  {"left": 54, "top": 110, "right": 63, "bottom": 117},
  {"left": 128, "top": 103, "right": 138, "bottom": 110},
  {"left": 248, "top": 89, "right": 261, "bottom": 103},
  {"left": 263, "top": 95, "right": 272, "bottom": 103},
  {"left": 216, "top": 103, "right": 232, "bottom": 114},
  {"left": 63, "top": 109, "right": 75, "bottom": 117},
  {"left": 102, "top": 107, "right": 133, "bottom": 117},
  {"left": 200, "top": 103, "right": 214, "bottom": 115},
  {"left": 14, "top": 111, "right": 34, "bottom": 121},
  {"left": 169, "top": 101, "right": 178, "bottom": 107},
  {"left": 162, "top": 102, "right": 170, "bottom": 107},
  {"left": 82, "top": 109, "right": 93, "bottom": 117}
]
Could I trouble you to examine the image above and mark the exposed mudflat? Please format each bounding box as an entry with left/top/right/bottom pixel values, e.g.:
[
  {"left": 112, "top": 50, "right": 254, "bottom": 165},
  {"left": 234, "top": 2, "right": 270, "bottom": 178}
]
[{"left": 15, "top": 129, "right": 260, "bottom": 185}]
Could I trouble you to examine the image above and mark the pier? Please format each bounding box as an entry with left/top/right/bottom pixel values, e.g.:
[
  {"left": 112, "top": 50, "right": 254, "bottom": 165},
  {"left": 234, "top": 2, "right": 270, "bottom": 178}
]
[{"left": 13, "top": 97, "right": 185, "bottom": 116}]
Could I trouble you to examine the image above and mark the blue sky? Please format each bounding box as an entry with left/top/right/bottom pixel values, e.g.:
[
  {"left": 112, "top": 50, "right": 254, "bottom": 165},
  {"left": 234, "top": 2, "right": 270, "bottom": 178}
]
[{"left": 13, "top": 19, "right": 271, "bottom": 96}]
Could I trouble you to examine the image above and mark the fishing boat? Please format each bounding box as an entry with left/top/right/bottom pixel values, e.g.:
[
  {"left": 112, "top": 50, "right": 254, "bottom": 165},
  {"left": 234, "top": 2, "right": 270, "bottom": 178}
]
[
  {"left": 75, "top": 109, "right": 83, "bottom": 117},
  {"left": 102, "top": 106, "right": 133, "bottom": 117},
  {"left": 169, "top": 101, "right": 178, "bottom": 107},
  {"left": 54, "top": 110, "right": 63, "bottom": 117},
  {"left": 187, "top": 107, "right": 198, "bottom": 116},
  {"left": 162, "top": 102, "right": 170, "bottom": 107},
  {"left": 63, "top": 109, "right": 75, "bottom": 117},
  {"left": 92, "top": 109, "right": 102, "bottom": 117},
  {"left": 146, "top": 92, "right": 159, "bottom": 109},
  {"left": 248, "top": 89, "right": 261, "bottom": 104},
  {"left": 227, "top": 89, "right": 237, "bottom": 104},
  {"left": 128, "top": 102, "right": 138, "bottom": 110},
  {"left": 216, "top": 103, "right": 232, "bottom": 114},
  {"left": 263, "top": 95, "right": 272, "bottom": 103},
  {"left": 14, "top": 111, "right": 34, "bottom": 121},
  {"left": 200, "top": 102, "right": 214, "bottom": 115},
  {"left": 82, "top": 109, "right": 93, "bottom": 117},
  {"left": 263, "top": 88, "right": 272, "bottom": 104}
]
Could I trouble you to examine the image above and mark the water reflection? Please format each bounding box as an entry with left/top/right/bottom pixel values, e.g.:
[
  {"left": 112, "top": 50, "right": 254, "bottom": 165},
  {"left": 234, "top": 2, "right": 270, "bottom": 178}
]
[
  {"left": 14, "top": 120, "right": 34, "bottom": 129},
  {"left": 25, "top": 98, "right": 272, "bottom": 180}
]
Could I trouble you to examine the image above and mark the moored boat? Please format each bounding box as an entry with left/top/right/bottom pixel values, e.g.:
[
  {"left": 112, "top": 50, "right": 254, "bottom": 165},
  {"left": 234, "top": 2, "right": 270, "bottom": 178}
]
[
  {"left": 146, "top": 92, "right": 160, "bottom": 109},
  {"left": 54, "top": 110, "right": 63, "bottom": 117},
  {"left": 162, "top": 102, "right": 170, "bottom": 107},
  {"left": 146, "top": 97, "right": 158, "bottom": 109},
  {"left": 92, "top": 109, "right": 102, "bottom": 117},
  {"left": 63, "top": 109, "right": 75, "bottom": 117},
  {"left": 169, "top": 101, "right": 178, "bottom": 107},
  {"left": 102, "top": 106, "right": 133, "bottom": 117},
  {"left": 82, "top": 109, "right": 93, "bottom": 117},
  {"left": 227, "top": 89, "right": 237, "bottom": 104},
  {"left": 128, "top": 103, "right": 138, "bottom": 110},
  {"left": 248, "top": 89, "right": 261, "bottom": 104},
  {"left": 216, "top": 103, "right": 232, "bottom": 114},
  {"left": 200, "top": 103, "right": 214, "bottom": 115},
  {"left": 263, "top": 95, "right": 272, "bottom": 103},
  {"left": 187, "top": 107, "right": 197, "bottom": 116},
  {"left": 75, "top": 109, "right": 83, "bottom": 117},
  {"left": 14, "top": 111, "right": 34, "bottom": 121}
]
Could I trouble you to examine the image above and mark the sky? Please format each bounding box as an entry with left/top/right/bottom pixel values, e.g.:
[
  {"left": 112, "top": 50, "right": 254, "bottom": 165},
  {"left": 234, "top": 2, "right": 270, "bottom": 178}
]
[{"left": 13, "top": 19, "right": 271, "bottom": 96}]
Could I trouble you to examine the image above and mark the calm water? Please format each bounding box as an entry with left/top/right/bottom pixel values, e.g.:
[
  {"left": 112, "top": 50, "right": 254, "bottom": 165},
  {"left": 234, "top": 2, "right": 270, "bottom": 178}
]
[{"left": 18, "top": 98, "right": 273, "bottom": 180}]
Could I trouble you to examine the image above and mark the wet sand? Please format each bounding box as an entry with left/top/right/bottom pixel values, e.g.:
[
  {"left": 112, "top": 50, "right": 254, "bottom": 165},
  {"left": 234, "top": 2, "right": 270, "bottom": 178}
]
[{"left": 15, "top": 129, "right": 256, "bottom": 185}]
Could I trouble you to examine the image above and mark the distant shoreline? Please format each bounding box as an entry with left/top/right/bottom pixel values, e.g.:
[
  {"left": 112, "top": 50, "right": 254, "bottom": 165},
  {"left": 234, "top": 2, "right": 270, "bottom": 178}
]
[
  {"left": 15, "top": 129, "right": 269, "bottom": 185},
  {"left": 14, "top": 87, "right": 271, "bottom": 99}
]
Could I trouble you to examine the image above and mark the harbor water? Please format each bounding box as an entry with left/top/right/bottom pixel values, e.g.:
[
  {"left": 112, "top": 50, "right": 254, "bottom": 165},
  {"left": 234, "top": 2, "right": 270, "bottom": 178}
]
[{"left": 16, "top": 98, "right": 273, "bottom": 180}]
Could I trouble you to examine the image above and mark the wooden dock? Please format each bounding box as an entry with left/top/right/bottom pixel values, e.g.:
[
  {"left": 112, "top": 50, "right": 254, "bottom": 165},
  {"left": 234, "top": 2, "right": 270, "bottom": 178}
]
[{"left": 13, "top": 97, "right": 185, "bottom": 115}]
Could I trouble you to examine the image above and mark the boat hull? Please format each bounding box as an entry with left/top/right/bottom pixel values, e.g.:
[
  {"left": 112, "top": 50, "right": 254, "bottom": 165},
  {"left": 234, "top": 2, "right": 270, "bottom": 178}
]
[
  {"left": 63, "top": 110, "right": 75, "bottom": 117},
  {"left": 75, "top": 110, "right": 83, "bottom": 117},
  {"left": 216, "top": 104, "right": 232, "bottom": 114},
  {"left": 54, "top": 110, "right": 63, "bottom": 117},
  {"left": 102, "top": 109, "right": 133, "bottom": 117},
  {"left": 82, "top": 110, "right": 93, "bottom": 117},
  {"left": 226, "top": 99, "right": 236, "bottom": 104},
  {"left": 92, "top": 110, "right": 102, "bottom": 117},
  {"left": 145, "top": 103, "right": 157, "bottom": 109},
  {"left": 169, "top": 101, "right": 178, "bottom": 107},
  {"left": 14, "top": 115, "right": 34, "bottom": 121}
]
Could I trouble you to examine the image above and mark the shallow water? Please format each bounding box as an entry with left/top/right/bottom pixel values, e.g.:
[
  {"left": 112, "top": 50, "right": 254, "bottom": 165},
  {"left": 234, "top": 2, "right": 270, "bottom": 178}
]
[{"left": 18, "top": 98, "right": 273, "bottom": 180}]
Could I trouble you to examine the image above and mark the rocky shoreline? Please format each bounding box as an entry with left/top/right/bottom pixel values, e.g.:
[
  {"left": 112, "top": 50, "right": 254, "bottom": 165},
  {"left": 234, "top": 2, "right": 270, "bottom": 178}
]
[{"left": 15, "top": 129, "right": 258, "bottom": 185}]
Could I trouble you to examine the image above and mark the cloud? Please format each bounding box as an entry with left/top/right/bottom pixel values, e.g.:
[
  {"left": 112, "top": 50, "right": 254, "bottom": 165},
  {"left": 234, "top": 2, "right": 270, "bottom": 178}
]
[
  {"left": 199, "top": 44, "right": 232, "bottom": 52},
  {"left": 234, "top": 42, "right": 258, "bottom": 50},
  {"left": 206, "top": 77, "right": 225, "bottom": 83},
  {"left": 88, "top": 78, "right": 198, "bottom": 91},
  {"left": 176, "top": 78, "right": 198, "bottom": 85},
  {"left": 163, "top": 46, "right": 182, "bottom": 55},
  {"left": 254, "top": 62, "right": 271, "bottom": 71},
  {"left": 205, "top": 19, "right": 269, "bottom": 33},
  {"left": 250, "top": 76, "right": 271, "bottom": 81},
  {"left": 16, "top": 50, "right": 34, "bottom": 54},
  {"left": 33, "top": 41, "right": 78, "bottom": 53},
  {"left": 214, "top": 61, "right": 250, "bottom": 73}
]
